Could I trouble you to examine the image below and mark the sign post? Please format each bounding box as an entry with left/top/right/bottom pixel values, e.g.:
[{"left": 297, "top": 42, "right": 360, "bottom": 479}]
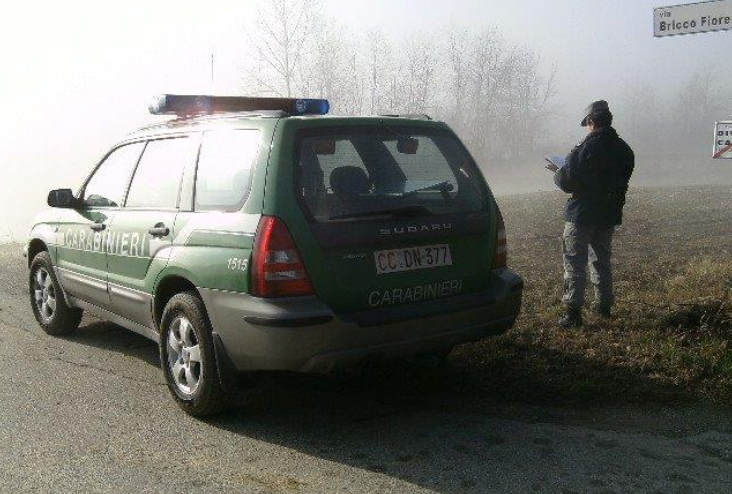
[{"left": 654, "top": 0, "right": 732, "bottom": 37}]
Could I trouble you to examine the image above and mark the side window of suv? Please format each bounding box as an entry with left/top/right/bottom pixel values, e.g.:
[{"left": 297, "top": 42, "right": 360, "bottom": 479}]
[
  {"left": 195, "top": 129, "right": 261, "bottom": 212},
  {"left": 83, "top": 143, "right": 144, "bottom": 208},
  {"left": 125, "top": 137, "right": 200, "bottom": 209}
]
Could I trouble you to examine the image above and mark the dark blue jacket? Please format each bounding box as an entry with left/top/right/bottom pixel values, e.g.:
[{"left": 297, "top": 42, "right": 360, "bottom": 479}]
[{"left": 554, "top": 127, "right": 634, "bottom": 226}]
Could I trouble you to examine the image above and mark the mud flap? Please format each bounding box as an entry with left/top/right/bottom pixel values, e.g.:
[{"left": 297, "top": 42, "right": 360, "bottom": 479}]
[{"left": 212, "top": 332, "right": 240, "bottom": 393}]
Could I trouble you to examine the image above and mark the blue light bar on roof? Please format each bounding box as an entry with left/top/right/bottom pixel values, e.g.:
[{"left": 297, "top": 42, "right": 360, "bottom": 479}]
[{"left": 148, "top": 94, "right": 330, "bottom": 117}]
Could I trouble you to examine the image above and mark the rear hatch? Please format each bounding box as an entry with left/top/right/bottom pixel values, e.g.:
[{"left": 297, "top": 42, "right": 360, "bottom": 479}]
[{"left": 278, "top": 120, "right": 497, "bottom": 315}]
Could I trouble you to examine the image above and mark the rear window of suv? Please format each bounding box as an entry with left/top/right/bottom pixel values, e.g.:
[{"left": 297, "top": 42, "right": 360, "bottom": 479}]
[{"left": 295, "top": 126, "right": 487, "bottom": 222}]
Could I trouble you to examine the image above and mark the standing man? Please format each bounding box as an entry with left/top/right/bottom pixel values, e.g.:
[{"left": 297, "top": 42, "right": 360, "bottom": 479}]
[{"left": 545, "top": 100, "right": 634, "bottom": 327}]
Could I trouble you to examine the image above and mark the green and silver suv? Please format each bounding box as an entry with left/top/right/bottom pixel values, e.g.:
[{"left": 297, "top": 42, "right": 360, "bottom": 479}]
[{"left": 26, "top": 95, "right": 523, "bottom": 416}]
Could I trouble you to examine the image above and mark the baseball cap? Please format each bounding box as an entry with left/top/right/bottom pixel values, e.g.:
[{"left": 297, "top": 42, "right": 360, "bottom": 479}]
[{"left": 581, "top": 100, "right": 610, "bottom": 127}]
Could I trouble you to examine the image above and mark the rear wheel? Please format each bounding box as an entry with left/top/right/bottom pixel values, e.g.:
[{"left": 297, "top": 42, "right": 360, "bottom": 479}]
[
  {"left": 160, "top": 291, "right": 230, "bottom": 417},
  {"left": 29, "top": 252, "right": 82, "bottom": 336}
]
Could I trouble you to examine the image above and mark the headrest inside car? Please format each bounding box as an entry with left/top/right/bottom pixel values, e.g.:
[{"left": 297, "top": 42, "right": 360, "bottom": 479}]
[
  {"left": 397, "top": 138, "right": 419, "bottom": 155},
  {"left": 330, "top": 166, "right": 371, "bottom": 196},
  {"left": 313, "top": 139, "right": 336, "bottom": 155}
]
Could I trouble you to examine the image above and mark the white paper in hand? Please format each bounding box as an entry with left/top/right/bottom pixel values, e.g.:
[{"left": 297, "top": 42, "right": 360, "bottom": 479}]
[{"left": 546, "top": 155, "right": 567, "bottom": 169}]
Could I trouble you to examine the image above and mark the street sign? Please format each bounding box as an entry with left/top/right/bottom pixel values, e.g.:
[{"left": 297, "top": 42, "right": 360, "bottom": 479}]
[
  {"left": 713, "top": 121, "right": 732, "bottom": 158},
  {"left": 654, "top": 0, "right": 732, "bottom": 37}
]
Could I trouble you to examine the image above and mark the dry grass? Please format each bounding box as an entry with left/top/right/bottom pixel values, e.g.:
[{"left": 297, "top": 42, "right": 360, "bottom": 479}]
[{"left": 451, "top": 185, "right": 732, "bottom": 405}]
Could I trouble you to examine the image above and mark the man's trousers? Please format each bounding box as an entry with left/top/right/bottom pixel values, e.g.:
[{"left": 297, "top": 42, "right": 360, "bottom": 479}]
[{"left": 562, "top": 222, "right": 615, "bottom": 310}]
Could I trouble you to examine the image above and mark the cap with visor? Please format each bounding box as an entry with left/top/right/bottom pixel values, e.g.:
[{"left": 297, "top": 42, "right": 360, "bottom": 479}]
[{"left": 581, "top": 100, "right": 610, "bottom": 127}]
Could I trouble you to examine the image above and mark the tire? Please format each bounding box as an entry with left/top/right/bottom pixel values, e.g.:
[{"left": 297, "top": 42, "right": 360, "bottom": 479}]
[
  {"left": 29, "top": 251, "right": 83, "bottom": 336},
  {"left": 159, "top": 291, "right": 230, "bottom": 417}
]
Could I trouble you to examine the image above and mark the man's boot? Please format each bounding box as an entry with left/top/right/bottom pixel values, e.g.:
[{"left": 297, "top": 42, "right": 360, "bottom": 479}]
[
  {"left": 591, "top": 304, "right": 612, "bottom": 319},
  {"left": 558, "top": 307, "right": 583, "bottom": 328}
]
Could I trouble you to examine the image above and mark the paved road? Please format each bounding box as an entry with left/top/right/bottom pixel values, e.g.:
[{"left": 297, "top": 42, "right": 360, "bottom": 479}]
[{"left": 0, "top": 244, "right": 730, "bottom": 494}]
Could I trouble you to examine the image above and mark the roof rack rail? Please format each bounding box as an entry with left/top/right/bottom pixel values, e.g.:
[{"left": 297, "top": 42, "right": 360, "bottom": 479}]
[
  {"left": 184, "top": 110, "right": 289, "bottom": 120},
  {"left": 135, "top": 111, "right": 288, "bottom": 133},
  {"left": 378, "top": 113, "right": 433, "bottom": 121}
]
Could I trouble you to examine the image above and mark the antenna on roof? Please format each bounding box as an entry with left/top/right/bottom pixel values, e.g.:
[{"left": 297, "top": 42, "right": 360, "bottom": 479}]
[{"left": 210, "top": 52, "right": 215, "bottom": 95}]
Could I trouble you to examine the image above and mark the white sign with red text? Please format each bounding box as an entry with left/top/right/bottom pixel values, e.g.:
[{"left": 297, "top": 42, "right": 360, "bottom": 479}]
[{"left": 713, "top": 122, "right": 732, "bottom": 159}]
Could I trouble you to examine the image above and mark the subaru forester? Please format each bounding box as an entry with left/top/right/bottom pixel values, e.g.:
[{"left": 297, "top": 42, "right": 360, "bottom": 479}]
[{"left": 26, "top": 95, "right": 523, "bottom": 416}]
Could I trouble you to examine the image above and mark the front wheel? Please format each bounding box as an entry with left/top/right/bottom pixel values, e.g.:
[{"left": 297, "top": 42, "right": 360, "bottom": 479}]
[
  {"left": 29, "top": 252, "right": 82, "bottom": 336},
  {"left": 160, "top": 291, "right": 230, "bottom": 417}
]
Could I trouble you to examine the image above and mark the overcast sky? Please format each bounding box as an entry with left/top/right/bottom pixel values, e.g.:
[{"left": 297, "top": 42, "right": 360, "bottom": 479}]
[{"left": 1, "top": 0, "right": 731, "bottom": 239}]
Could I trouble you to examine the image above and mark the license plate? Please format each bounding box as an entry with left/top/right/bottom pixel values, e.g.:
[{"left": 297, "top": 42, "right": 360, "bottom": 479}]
[{"left": 374, "top": 244, "right": 452, "bottom": 274}]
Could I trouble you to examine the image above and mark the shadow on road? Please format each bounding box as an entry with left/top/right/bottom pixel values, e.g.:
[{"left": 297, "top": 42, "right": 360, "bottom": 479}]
[
  {"left": 64, "top": 318, "right": 702, "bottom": 493},
  {"left": 71, "top": 319, "right": 159, "bottom": 368},
  {"left": 207, "top": 355, "right": 696, "bottom": 494}
]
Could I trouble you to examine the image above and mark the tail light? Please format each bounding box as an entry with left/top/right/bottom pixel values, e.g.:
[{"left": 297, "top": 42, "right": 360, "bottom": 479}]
[
  {"left": 492, "top": 206, "right": 507, "bottom": 269},
  {"left": 251, "top": 216, "right": 315, "bottom": 298}
]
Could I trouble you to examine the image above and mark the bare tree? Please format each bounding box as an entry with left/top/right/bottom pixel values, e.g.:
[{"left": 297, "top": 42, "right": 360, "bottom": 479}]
[
  {"left": 445, "top": 26, "right": 470, "bottom": 122},
  {"left": 440, "top": 29, "right": 556, "bottom": 159},
  {"left": 299, "top": 16, "right": 345, "bottom": 100},
  {"left": 241, "top": 7, "right": 559, "bottom": 162},
  {"left": 297, "top": 16, "right": 365, "bottom": 115},
  {"left": 668, "top": 66, "right": 724, "bottom": 153},
  {"left": 246, "top": 0, "right": 319, "bottom": 97},
  {"left": 616, "top": 67, "right": 732, "bottom": 157},
  {"left": 341, "top": 49, "right": 366, "bottom": 116},
  {"left": 464, "top": 28, "right": 503, "bottom": 159},
  {"left": 617, "top": 80, "right": 662, "bottom": 153},
  {"left": 381, "top": 50, "right": 408, "bottom": 114},
  {"left": 501, "top": 48, "right": 557, "bottom": 156},
  {"left": 366, "top": 28, "right": 390, "bottom": 114},
  {"left": 403, "top": 34, "right": 437, "bottom": 114}
]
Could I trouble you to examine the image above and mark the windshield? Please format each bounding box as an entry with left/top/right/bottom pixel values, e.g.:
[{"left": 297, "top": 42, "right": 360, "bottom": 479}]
[{"left": 295, "top": 126, "right": 487, "bottom": 222}]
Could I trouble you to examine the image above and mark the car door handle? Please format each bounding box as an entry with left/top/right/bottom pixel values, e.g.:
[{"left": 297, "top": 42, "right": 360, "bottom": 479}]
[
  {"left": 148, "top": 225, "right": 170, "bottom": 237},
  {"left": 90, "top": 223, "right": 106, "bottom": 232}
]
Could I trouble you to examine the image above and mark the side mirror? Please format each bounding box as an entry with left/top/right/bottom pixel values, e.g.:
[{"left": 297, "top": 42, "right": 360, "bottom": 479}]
[{"left": 47, "top": 189, "right": 76, "bottom": 208}]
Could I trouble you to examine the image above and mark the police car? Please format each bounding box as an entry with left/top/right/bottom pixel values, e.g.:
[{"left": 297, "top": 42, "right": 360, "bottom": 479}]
[{"left": 26, "top": 95, "right": 523, "bottom": 416}]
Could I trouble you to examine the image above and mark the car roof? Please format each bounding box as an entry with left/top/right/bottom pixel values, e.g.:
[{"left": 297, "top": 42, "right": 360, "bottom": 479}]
[{"left": 127, "top": 113, "right": 440, "bottom": 142}]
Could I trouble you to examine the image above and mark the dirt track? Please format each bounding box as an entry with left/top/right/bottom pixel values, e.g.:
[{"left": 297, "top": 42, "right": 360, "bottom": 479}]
[{"left": 0, "top": 186, "right": 731, "bottom": 494}]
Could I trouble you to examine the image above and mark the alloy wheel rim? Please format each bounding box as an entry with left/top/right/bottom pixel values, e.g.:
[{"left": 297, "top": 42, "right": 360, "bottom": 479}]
[
  {"left": 33, "top": 268, "right": 56, "bottom": 322},
  {"left": 166, "top": 316, "right": 202, "bottom": 396}
]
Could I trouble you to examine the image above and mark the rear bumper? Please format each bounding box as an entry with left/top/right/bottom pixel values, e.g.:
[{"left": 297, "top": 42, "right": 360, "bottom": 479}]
[{"left": 200, "top": 269, "right": 523, "bottom": 373}]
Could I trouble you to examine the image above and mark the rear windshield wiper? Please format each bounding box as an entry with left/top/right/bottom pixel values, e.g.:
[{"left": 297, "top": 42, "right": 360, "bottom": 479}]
[
  {"left": 330, "top": 205, "right": 433, "bottom": 221},
  {"left": 403, "top": 180, "right": 454, "bottom": 194}
]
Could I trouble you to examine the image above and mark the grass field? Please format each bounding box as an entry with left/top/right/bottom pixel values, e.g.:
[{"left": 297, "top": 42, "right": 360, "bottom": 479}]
[{"left": 451, "top": 185, "right": 732, "bottom": 405}]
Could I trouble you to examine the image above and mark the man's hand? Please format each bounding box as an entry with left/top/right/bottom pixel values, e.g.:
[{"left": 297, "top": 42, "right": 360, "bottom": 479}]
[{"left": 545, "top": 160, "right": 559, "bottom": 172}]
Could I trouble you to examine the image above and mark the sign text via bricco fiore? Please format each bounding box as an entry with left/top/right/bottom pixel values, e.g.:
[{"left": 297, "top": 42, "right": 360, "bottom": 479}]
[
  {"left": 713, "top": 122, "right": 732, "bottom": 159},
  {"left": 654, "top": 0, "right": 732, "bottom": 37}
]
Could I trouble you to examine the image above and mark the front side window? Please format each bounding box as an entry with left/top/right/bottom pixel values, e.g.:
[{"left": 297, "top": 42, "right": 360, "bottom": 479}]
[
  {"left": 83, "top": 143, "right": 144, "bottom": 207},
  {"left": 195, "top": 129, "right": 261, "bottom": 212},
  {"left": 295, "top": 126, "right": 487, "bottom": 222},
  {"left": 126, "top": 137, "right": 199, "bottom": 209}
]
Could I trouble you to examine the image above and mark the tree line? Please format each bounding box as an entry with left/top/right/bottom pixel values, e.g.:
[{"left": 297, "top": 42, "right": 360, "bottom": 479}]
[
  {"left": 243, "top": 0, "right": 556, "bottom": 161},
  {"left": 615, "top": 68, "right": 730, "bottom": 156},
  {"left": 243, "top": 0, "right": 730, "bottom": 163}
]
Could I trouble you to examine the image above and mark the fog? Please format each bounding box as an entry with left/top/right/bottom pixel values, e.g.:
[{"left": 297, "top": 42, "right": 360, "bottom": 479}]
[{"left": 1, "top": 0, "right": 731, "bottom": 242}]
